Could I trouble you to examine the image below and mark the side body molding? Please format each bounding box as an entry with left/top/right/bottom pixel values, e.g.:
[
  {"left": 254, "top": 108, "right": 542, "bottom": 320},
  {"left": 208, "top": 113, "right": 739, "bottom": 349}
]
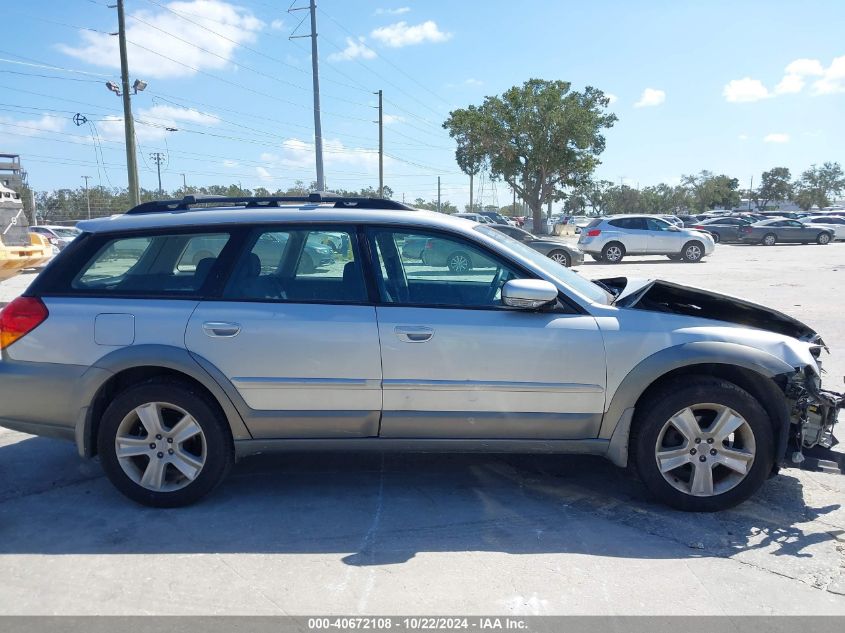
[
  {"left": 601, "top": 341, "right": 795, "bottom": 467},
  {"left": 76, "top": 344, "right": 252, "bottom": 457}
]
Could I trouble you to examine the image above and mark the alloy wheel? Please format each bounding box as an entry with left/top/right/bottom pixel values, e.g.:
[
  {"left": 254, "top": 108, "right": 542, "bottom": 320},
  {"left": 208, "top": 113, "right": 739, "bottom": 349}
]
[
  {"left": 549, "top": 251, "right": 570, "bottom": 266},
  {"left": 685, "top": 244, "right": 702, "bottom": 261},
  {"left": 605, "top": 246, "right": 623, "bottom": 262},
  {"left": 654, "top": 403, "right": 756, "bottom": 497},
  {"left": 115, "top": 401, "right": 207, "bottom": 492},
  {"left": 448, "top": 253, "right": 470, "bottom": 273}
]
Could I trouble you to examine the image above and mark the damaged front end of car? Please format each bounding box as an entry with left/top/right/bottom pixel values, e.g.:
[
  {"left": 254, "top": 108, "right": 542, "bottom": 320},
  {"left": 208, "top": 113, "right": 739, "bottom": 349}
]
[
  {"left": 782, "top": 364, "right": 844, "bottom": 466},
  {"left": 602, "top": 276, "right": 845, "bottom": 470}
]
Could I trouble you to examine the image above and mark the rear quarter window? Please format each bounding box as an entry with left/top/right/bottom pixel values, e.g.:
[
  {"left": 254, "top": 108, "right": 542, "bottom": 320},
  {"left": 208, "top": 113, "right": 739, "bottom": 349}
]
[{"left": 71, "top": 232, "right": 231, "bottom": 295}]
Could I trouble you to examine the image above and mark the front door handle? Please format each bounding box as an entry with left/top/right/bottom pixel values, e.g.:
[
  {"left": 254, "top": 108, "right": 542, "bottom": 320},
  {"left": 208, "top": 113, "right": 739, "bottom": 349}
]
[
  {"left": 395, "top": 325, "right": 434, "bottom": 343},
  {"left": 202, "top": 322, "right": 241, "bottom": 338}
]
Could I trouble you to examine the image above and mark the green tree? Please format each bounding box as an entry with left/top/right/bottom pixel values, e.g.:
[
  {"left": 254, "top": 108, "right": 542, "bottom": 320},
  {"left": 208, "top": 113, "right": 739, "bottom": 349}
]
[
  {"left": 442, "top": 105, "right": 487, "bottom": 213},
  {"left": 682, "top": 171, "right": 740, "bottom": 211},
  {"left": 444, "top": 79, "right": 616, "bottom": 232},
  {"left": 412, "top": 198, "right": 457, "bottom": 213},
  {"left": 793, "top": 162, "right": 845, "bottom": 210},
  {"left": 755, "top": 167, "right": 792, "bottom": 210}
]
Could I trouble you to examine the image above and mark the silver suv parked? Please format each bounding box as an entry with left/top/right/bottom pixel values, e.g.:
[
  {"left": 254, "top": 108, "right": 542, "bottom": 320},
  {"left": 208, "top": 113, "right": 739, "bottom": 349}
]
[
  {"left": 0, "top": 195, "right": 840, "bottom": 509},
  {"left": 578, "top": 214, "right": 716, "bottom": 263}
]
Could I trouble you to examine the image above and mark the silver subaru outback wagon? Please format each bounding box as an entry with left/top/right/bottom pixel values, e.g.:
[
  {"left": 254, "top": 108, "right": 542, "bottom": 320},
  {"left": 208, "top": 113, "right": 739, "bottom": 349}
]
[{"left": 0, "top": 195, "right": 841, "bottom": 510}]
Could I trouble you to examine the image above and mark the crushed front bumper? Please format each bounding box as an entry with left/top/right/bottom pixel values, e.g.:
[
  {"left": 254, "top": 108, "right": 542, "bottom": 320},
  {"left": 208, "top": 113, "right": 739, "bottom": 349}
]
[{"left": 784, "top": 368, "right": 844, "bottom": 466}]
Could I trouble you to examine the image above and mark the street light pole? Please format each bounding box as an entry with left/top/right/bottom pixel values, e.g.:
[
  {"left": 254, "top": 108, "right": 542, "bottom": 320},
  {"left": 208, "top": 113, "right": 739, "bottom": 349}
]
[{"left": 116, "top": 0, "right": 140, "bottom": 207}]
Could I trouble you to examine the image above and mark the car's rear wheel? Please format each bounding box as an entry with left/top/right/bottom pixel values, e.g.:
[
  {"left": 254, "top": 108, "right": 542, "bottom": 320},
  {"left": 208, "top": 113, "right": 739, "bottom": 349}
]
[
  {"left": 547, "top": 249, "right": 571, "bottom": 267},
  {"left": 590, "top": 254, "right": 604, "bottom": 262},
  {"left": 667, "top": 254, "right": 682, "bottom": 261},
  {"left": 681, "top": 240, "right": 705, "bottom": 262},
  {"left": 446, "top": 251, "right": 472, "bottom": 273},
  {"left": 630, "top": 376, "right": 774, "bottom": 511},
  {"left": 817, "top": 232, "right": 831, "bottom": 245},
  {"left": 601, "top": 242, "right": 625, "bottom": 264},
  {"left": 711, "top": 232, "right": 721, "bottom": 244},
  {"left": 762, "top": 233, "right": 777, "bottom": 246},
  {"left": 98, "top": 380, "right": 233, "bottom": 507}
]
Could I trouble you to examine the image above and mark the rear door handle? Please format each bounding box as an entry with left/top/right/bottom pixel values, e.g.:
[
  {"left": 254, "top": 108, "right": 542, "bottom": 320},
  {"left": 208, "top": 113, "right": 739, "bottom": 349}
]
[
  {"left": 202, "top": 322, "right": 241, "bottom": 338},
  {"left": 394, "top": 325, "right": 434, "bottom": 343}
]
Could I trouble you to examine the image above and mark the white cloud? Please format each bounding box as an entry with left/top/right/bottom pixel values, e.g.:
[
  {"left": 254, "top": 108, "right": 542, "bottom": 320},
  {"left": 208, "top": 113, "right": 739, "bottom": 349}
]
[
  {"left": 605, "top": 93, "right": 618, "bottom": 105},
  {"left": 222, "top": 159, "right": 239, "bottom": 168},
  {"left": 633, "top": 88, "right": 665, "bottom": 107},
  {"left": 270, "top": 19, "right": 284, "bottom": 31},
  {"left": 57, "top": 0, "right": 264, "bottom": 79},
  {"left": 763, "top": 133, "right": 790, "bottom": 143},
  {"left": 774, "top": 74, "right": 804, "bottom": 94},
  {"left": 101, "top": 104, "right": 220, "bottom": 141},
  {"left": 785, "top": 58, "right": 825, "bottom": 76},
  {"left": 256, "top": 166, "right": 272, "bottom": 181},
  {"left": 723, "top": 78, "right": 769, "bottom": 102},
  {"left": 812, "top": 55, "right": 845, "bottom": 95},
  {"left": 259, "top": 152, "right": 280, "bottom": 162},
  {"left": 738, "top": 133, "right": 748, "bottom": 141},
  {"left": 375, "top": 7, "right": 411, "bottom": 15},
  {"left": 276, "top": 138, "right": 390, "bottom": 175},
  {"left": 464, "top": 78, "right": 483, "bottom": 87},
  {"left": 371, "top": 20, "right": 452, "bottom": 48},
  {"left": 382, "top": 114, "right": 405, "bottom": 125},
  {"left": 0, "top": 114, "right": 66, "bottom": 136},
  {"left": 328, "top": 37, "right": 376, "bottom": 62}
]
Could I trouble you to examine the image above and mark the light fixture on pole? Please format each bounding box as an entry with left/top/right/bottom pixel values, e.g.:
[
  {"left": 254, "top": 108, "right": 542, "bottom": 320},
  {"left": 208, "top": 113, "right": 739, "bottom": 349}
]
[{"left": 132, "top": 79, "right": 147, "bottom": 94}]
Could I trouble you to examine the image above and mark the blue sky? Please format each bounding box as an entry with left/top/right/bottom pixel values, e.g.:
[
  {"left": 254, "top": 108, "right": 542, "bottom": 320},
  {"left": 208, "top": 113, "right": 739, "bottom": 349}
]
[{"left": 1, "top": 0, "right": 843, "bottom": 209}]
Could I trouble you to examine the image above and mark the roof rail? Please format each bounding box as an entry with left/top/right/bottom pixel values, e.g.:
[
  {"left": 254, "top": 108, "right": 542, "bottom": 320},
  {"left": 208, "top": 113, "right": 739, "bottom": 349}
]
[{"left": 126, "top": 193, "right": 415, "bottom": 215}]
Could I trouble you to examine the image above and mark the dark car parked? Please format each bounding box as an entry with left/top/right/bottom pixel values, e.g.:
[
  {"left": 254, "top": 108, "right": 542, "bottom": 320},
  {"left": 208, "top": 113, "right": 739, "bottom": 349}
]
[
  {"left": 488, "top": 224, "right": 584, "bottom": 267},
  {"left": 738, "top": 219, "right": 835, "bottom": 245},
  {"left": 691, "top": 217, "right": 751, "bottom": 243}
]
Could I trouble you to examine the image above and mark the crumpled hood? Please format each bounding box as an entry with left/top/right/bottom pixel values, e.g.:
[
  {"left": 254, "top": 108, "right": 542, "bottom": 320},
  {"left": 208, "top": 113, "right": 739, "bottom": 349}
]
[{"left": 600, "top": 277, "right": 822, "bottom": 344}]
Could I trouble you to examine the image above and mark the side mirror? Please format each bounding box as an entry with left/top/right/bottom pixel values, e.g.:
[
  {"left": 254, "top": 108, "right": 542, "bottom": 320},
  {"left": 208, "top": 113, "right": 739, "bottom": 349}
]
[{"left": 502, "top": 279, "right": 558, "bottom": 309}]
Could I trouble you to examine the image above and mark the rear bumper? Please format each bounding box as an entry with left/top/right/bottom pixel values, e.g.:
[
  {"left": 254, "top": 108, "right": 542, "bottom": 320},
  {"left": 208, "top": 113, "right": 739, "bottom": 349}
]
[{"left": 0, "top": 360, "right": 107, "bottom": 447}]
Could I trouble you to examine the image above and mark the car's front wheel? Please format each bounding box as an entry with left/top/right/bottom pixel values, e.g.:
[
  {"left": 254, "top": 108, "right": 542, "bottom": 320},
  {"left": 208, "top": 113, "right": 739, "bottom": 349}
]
[
  {"left": 547, "top": 249, "right": 571, "bottom": 267},
  {"left": 446, "top": 251, "right": 472, "bottom": 273},
  {"left": 761, "top": 233, "right": 777, "bottom": 246},
  {"left": 817, "top": 232, "right": 831, "bottom": 245},
  {"left": 630, "top": 376, "right": 774, "bottom": 511},
  {"left": 98, "top": 380, "right": 234, "bottom": 507}
]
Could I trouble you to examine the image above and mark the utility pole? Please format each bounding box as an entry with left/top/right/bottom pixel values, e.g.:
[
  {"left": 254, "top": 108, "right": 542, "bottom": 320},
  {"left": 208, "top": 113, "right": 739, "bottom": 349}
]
[
  {"left": 748, "top": 175, "right": 753, "bottom": 211},
  {"left": 512, "top": 186, "right": 516, "bottom": 216},
  {"left": 289, "top": 1, "right": 324, "bottom": 191},
  {"left": 115, "top": 0, "right": 140, "bottom": 207},
  {"left": 81, "top": 175, "right": 91, "bottom": 219},
  {"left": 469, "top": 174, "right": 474, "bottom": 213},
  {"left": 181, "top": 173, "right": 187, "bottom": 193},
  {"left": 150, "top": 152, "right": 165, "bottom": 196},
  {"left": 437, "top": 177, "right": 441, "bottom": 213},
  {"left": 375, "top": 89, "right": 383, "bottom": 198}
]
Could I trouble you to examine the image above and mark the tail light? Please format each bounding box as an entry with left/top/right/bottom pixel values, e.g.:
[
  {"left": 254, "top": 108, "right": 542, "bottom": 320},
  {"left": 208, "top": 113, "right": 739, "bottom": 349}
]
[
  {"left": 0, "top": 297, "right": 49, "bottom": 350},
  {"left": 587, "top": 229, "right": 601, "bottom": 237},
  {"left": 693, "top": 225, "right": 704, "bottom": 230}
]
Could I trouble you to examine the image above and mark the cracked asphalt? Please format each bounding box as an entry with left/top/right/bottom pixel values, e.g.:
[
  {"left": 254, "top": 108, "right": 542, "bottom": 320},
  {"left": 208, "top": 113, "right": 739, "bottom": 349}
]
[{"left": 0, "top": 241, "right": 844, "bottom": 615}]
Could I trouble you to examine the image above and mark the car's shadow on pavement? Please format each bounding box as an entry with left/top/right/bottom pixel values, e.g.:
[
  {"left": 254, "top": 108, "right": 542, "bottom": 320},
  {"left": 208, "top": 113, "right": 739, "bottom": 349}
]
[{"left": 0, "top": 436, "right": 841, "bottom": 571}]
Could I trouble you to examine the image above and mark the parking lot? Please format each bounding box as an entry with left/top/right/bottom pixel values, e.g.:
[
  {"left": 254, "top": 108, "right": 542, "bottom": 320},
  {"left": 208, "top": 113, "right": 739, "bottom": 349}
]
[{"left": 0, "top": 240, "right": 844, "bottom": 615}]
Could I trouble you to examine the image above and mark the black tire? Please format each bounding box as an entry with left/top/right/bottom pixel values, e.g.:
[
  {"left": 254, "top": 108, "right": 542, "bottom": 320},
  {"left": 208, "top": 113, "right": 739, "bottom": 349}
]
[
  {"left": 711, "top": 232, "right": 721, "bottom": 244},
  {"left": 667, "top": 254, "right": 683, "bottom": 261},
  {"left": 98, "top": 380, "right": 234, "bottom": 508},
  {"left": 446, "top": 251, "right": 473, "bottom": 273},
  {"left": 761, "top": 233, "right": 777, "bottom": 246},
  {"left": 590, "top": 254, "right": 604, "bottom": 262},
  {"left": 817, "top": 232, "right": 831, "bottom": 245},
  {"left": 601, "top": 242, "right": 625, "bottom": 264},
  {"left": 681, "top": 240, "right": 705, "bottom": 263},
  {"left": 547, "top": 249, "right": 571, "bottom": 267},
  {"left": 629, "top": 376, "right": 774, "bottom": 512}
]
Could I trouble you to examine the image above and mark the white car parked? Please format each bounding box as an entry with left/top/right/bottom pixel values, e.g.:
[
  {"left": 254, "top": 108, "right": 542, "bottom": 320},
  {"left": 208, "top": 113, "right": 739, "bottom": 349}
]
[
  {"left": 578, "top": 214, "right": 716, "bottom": 263},
  {"left": 803, "top": 215, "right": 845, "bottom": 241}
]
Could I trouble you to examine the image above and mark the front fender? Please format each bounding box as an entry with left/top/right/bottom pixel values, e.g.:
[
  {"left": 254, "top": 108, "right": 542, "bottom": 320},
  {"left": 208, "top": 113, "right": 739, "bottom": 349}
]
[{"left": 601, "top": 341, "right": 795, "bottom": 466}]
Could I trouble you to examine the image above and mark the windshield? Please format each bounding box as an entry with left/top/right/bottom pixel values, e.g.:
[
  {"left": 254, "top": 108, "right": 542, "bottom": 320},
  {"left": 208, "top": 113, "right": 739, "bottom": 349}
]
[
  {"left": 475, "top": 225, "right": 611, "bottom": 304},
  {"left": 52, "top": 227, "right": 82, "bottom": 238}
]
